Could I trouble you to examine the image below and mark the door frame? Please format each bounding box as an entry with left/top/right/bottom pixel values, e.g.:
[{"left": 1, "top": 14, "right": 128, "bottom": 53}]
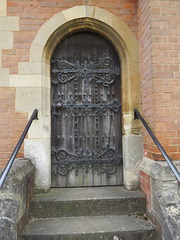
[
  {"left": 22, "top": 6, "right": 142, "bottom": 192},
  {"left": 51, "top": 31, "right": 123, "bottom": 187}
]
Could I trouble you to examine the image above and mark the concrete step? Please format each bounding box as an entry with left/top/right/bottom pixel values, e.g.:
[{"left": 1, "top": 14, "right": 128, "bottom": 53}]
[
  {"left": 21, "top": 215, "right": 157, "bottom": 240},
  {"left": 30, "top": 186, "right": 146, "bottom": 218}
]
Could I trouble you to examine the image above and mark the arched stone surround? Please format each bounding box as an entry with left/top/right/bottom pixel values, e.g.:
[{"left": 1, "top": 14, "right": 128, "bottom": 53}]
[{"left": 15, "top": 6, "right": 143, "bottom": 191}]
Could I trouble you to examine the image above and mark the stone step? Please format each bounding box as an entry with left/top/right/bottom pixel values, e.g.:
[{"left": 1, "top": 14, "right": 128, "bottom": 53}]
[
  {"left": 21, "top": 215, "right": 157, "bottom": 240},
  {"left": 30, "top": 186, "right": 146, "bottom": 218}
]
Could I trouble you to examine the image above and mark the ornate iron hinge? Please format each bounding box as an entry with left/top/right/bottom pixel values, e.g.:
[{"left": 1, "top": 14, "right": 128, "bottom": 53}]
[
  {"left": 51, "top": 56, "right": 121, "bottom": 86},
  {"left": 52, "top": 148, "right": 123, "bottom": 178},
  {"left": 52, "top": 98, "right": 121, "bottom": 116}
]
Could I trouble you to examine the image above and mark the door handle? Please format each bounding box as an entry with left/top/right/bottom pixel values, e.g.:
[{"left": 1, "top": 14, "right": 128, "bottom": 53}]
[{"left": 56, "top": 102, "right": 62, "bottom": 109}]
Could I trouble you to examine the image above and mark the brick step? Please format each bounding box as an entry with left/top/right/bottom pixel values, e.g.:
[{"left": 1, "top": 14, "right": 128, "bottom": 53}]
[
  {"left": 30, "top": 186, "right": 146, "bottom": 218},
  {"left": 21, "top": 215, "right": 157, "bottom": 240}
]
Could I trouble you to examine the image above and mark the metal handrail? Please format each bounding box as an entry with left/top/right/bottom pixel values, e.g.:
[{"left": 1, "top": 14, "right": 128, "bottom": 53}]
[
  {"left": 0, "top": 109, "right": 38, "bottom": 189},
  {"left": 134, "top": 109, "right": 180, "bottom": 186}
]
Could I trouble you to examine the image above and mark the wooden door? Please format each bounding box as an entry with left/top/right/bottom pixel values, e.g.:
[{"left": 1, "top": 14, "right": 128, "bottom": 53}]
[{"left": 51, "top": 31, "right": 122, "bottom": 187}]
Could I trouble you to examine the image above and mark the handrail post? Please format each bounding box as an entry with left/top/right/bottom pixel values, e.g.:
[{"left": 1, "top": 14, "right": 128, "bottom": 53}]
[
  {"left": 33, "top": 109, "right": 38, "bottom": 121},
  {"left": 134, "top": 109, "right": 139, "bottom": 120},
  {"left": 0, "top": 109, "right": 38, "bottom": 189}
]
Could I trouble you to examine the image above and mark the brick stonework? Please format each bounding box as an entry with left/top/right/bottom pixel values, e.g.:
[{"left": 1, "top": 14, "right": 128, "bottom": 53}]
[
  {"left": 2, "top": 0, "right": 138, "bottom": 74},
  {"left": 140, "top": 169, "right": 163, "bottom": 239},
  {"left": 0, "top": 1, "right": 139, "bottom": 166},
  {"left": 140, "top": 170, "right": 151, "bottom": 213},
  {"left": 0, "top": 88, "right": 28, "bottom": 168},
  {"left": 138, "top": 0, "right": 180, "bottom": 161}
]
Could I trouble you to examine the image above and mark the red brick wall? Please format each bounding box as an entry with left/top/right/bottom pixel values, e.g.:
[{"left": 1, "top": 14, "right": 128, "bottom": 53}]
[
  {"left": 1, "top": 0, "right": 180, "bottom": 165},
  {"left": 140, "top": 170, "right": 151, "bottom": 212},
  {"left": 0, "top": 88, "right": 28, "bottom": 168},
  {"left": 138, "top": 0, "right": 180, "bottom": 161},
  {"left": 140, "top": 170, "right": 162, "bottom": 239},
  {"left": 138, "top": 0, "right": 154, "bottom": 159},
  {"left": 0, "top": 1, "right": 139, "bottom": 166},
  {"left": 2, "top": 0, "right": 138, "bottom": 74}
]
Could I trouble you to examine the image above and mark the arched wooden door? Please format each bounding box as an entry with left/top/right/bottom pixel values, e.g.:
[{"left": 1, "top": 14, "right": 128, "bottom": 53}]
[{"left": 51, "top": 31, "right": 122, "bottom": 187}]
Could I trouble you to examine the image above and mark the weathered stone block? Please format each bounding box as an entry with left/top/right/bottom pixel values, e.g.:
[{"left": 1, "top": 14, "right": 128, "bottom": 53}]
[
  {"left": 9, "top": 75, "right": 41, "bottom": 87},
  {"left": 24, "top": 139, "right": 51, "bottom": 191},
  {"left": 27, "top": 113, "right": 50, "bottom": 139},
  {"left": 0, "top": 218, "right": 16, "bottom": 240},
  {"left": 123, "top": 134, "right": 143, "bottom": 190},
  {"left": 18, "top": 62, "right": 42, "bottom": 75},
  {"left": 15, "top": 87, "right": 42, "bottom": 112},
  {"left": 0, "top": 0, "right": 7, "bottom": 16},
  {"left": 140, "top": 157, "right": 180, "bottom": 240},
  {"left": 0, "top": 199, "right": 19, "bottom": 221},
  {"left": 0, "top": 68, "right": 9, "bottom": 86},
  {"left": 0, "top": 16, "right": 19, "bottom": 31},
  {"left": 0, "top": 159, "right": 35, "bottom": 240},
  {"left": 0, "top": 31, "right": 13, "bottom": 49}
]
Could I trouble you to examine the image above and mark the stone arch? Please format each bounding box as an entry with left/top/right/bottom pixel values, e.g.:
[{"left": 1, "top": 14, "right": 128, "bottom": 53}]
[{"left": 24, "top": 6, "right": 142, "bottom": 191}]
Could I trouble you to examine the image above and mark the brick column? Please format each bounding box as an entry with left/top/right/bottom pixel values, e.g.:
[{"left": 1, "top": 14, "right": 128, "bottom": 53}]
[
  {"left": 138, "top": 1, "right": 180, "bottom": 237},
  {"left": 138, "top": 0, "right": 180, "bottom": 161}
]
